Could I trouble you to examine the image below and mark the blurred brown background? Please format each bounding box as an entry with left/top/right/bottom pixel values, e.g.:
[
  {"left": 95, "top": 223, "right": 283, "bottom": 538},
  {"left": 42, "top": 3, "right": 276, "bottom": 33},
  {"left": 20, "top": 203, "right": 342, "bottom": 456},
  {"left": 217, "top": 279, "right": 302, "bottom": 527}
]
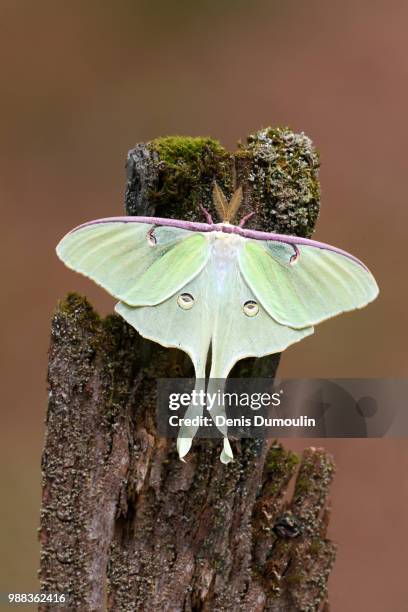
[{"left": 0, "top": 1, "right": 407, "bottom": 610}]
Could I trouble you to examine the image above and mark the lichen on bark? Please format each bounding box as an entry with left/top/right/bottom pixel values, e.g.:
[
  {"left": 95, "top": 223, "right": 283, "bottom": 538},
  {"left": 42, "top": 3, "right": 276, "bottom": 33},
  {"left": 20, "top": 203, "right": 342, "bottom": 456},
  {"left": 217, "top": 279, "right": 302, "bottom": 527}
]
[{"left": 242, "top": 127, "right": 320, "bottom": 237}]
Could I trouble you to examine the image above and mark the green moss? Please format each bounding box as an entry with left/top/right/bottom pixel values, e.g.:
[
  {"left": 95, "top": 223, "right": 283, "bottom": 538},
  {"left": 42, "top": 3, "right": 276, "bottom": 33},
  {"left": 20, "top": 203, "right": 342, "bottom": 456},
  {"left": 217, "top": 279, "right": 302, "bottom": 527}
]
[
  {"left": 265, "top": 442, "right": 299, "bottom": 475},
  {"left": 285, "top": 573, "right": 304, "bottom": 585},
  {"left": 57, "top": 292, "right": 100, "bottom": 326},
  {"left": 149, "top": 136, "right": 231, "bottom": 220},
  {"left": 294, "top": 449, "right": 335, "bottom": 502},
  {"left": 212, "top": 555, "right": 226, "bottom": 571},
  {"left": 52, "top": 293, "right": 102, "bottom": 363},
  {"left": 308, "top": 540, "right": 322, "bottom": 556},
  {"left": 294, "top": 476, "right": 311, "bottom": 496},
  {"left": 151, "top": 136, "right": 225, "bottom": 165},
  {"left": 263, "top": 442, "right": 300, "bottom": 497}
]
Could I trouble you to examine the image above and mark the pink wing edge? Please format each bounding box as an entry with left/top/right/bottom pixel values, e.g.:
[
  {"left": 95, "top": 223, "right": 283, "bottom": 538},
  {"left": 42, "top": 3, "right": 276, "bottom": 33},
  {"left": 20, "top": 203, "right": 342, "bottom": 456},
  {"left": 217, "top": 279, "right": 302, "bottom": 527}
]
[{"left": 68, "top": 215, "right": 370, "bottom": 271}]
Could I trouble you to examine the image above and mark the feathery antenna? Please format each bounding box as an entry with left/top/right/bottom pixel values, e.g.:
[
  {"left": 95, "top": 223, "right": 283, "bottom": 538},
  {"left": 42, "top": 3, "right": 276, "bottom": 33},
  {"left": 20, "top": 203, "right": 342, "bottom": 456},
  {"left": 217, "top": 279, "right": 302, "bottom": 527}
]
[
  {"left": 212, "top": 182, "right": 228, "bottom": 221},
  {"left": 212, "top": 182, "right": 244, "bottom": 223}
]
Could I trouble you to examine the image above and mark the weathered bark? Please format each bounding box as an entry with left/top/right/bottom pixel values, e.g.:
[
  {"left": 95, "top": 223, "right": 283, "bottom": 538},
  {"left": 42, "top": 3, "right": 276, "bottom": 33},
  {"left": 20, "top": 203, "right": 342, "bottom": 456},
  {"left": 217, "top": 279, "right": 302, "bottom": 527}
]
[{"left": 40, "top": 129, "right": 335, "bottom": 611}]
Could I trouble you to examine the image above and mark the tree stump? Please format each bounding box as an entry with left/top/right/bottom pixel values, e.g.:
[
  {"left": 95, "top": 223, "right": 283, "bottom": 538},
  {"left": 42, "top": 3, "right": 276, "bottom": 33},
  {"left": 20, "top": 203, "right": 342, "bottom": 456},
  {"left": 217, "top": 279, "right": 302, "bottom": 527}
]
[{"left": 40, "top": 129, "right": 336, "bottom": 611}]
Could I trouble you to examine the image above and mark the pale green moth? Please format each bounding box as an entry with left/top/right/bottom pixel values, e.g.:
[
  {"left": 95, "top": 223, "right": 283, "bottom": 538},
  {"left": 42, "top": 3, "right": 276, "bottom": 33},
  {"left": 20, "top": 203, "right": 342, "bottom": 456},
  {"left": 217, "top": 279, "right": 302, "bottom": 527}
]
[{"left": 56, "top": 184, "right": 379, "bottom": 463}]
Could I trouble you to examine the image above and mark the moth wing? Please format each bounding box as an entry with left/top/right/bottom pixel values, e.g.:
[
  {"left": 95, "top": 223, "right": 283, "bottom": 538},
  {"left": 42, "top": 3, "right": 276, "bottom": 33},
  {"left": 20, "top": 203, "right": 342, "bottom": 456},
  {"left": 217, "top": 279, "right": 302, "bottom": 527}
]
[
  {"left": 56, "top": 220, "right": 209, "bottom": 306},
  {"left": 239, "top": 240, "right": 379, "bottom": 329},
  {"left": 115, "top": 264, "right": 212, "bottom": 376},
  {"left": 205, "top": 256, "right": 313, "bottom": 463},
  {"left": 209, "top": 257, "right": 313, "bottom": 379},
  {"left": 116, "top": 266, "right": 213, "bottom": 459}
]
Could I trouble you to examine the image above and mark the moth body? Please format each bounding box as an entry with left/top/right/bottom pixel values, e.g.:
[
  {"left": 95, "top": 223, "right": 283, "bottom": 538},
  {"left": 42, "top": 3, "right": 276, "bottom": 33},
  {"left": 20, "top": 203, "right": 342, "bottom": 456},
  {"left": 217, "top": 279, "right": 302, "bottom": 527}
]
[{"left": 207, "top": 232, "right": 245, "bottom": 292}]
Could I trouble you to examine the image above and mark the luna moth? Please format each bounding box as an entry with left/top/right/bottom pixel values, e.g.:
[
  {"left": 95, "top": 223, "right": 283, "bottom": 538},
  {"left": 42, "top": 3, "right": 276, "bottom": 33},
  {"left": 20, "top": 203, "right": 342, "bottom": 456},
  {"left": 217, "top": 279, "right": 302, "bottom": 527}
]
[{"left": 56, "top": 183, "right": 379, "bottom": 463}]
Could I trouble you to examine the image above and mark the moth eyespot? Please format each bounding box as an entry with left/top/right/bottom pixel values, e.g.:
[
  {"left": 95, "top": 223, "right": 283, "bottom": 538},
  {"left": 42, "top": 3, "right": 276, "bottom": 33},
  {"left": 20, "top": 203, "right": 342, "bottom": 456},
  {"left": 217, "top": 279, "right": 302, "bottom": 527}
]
[
  {"left": 147, "top": 228, "right": 157, "bottom": 246},
  {"left": 243, "top": 300, "right": 259, "bottom": 317},
  {"left": 177, "top": 293, "right": 195, "bottom": 310}
]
